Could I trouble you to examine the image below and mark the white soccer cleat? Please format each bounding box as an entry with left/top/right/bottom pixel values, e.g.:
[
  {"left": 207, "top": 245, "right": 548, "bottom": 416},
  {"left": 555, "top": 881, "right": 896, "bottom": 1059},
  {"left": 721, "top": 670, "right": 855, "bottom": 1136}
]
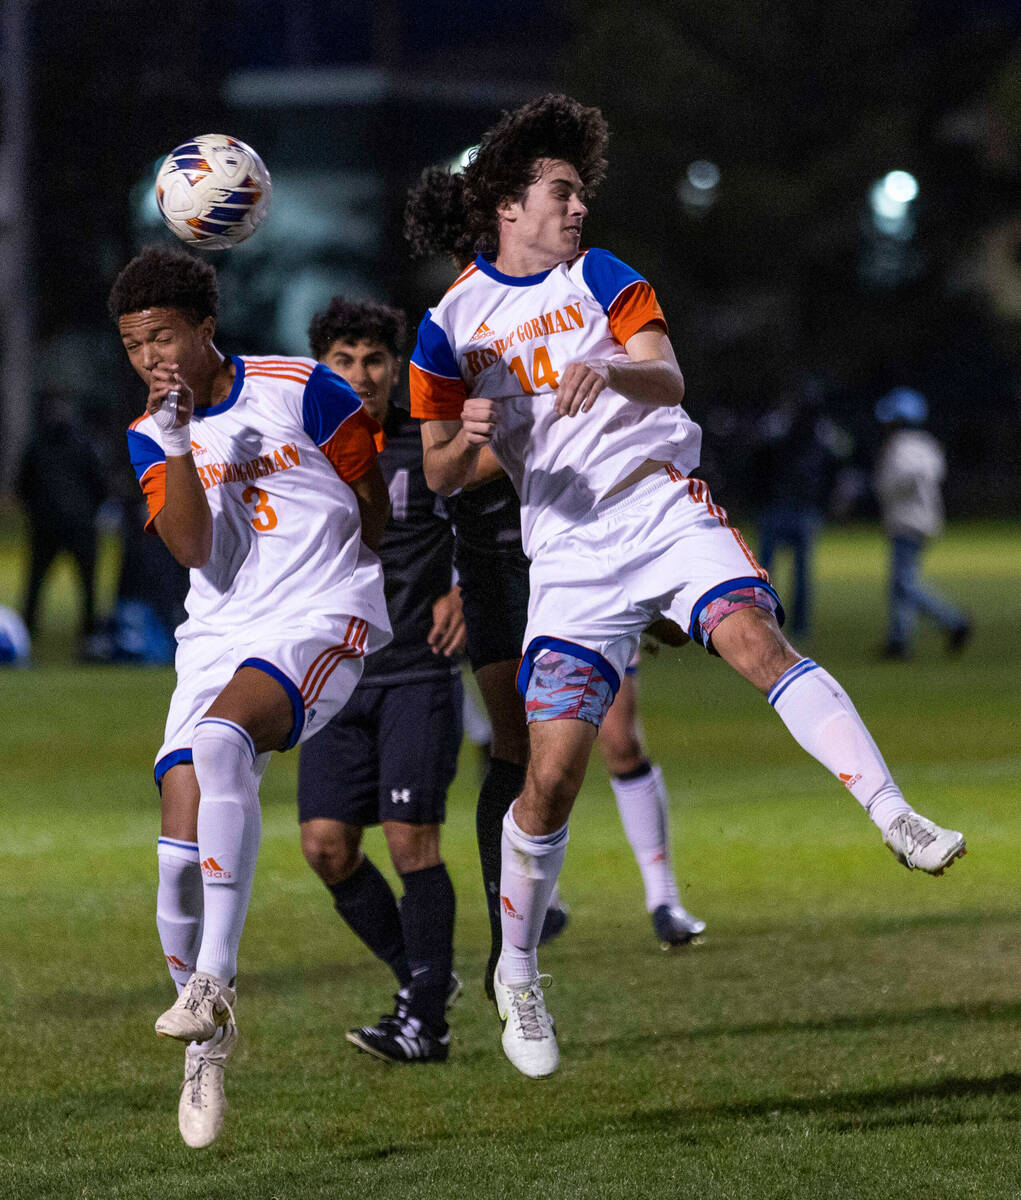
[
  {"left": 156, "top": 972, "right": 236, "bottom": 1043},
  {"left": 651, "top": 904, "right": 706, "bottom": 950},
  {"left": 884, "top": 812, "right": 966, "bottom": 875},
  {"left": 178, "top": 1021, "right": 237, "bottom": 1148},
  {"left": 493, "top": 968, "right": 559, "bottom": 1079}
]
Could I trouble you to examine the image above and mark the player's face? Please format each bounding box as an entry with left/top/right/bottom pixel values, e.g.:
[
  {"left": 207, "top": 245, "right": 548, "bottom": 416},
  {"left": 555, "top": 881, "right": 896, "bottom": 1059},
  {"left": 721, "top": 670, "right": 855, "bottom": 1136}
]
[
  {"left": 321, "top": 338, "right": 399, "bottom": 424},
  {"left": 500, "top": 159, "right": 588, "bottom": 266},
  {"left": 118, "top": 307, "right": 213, "bottom": 389}
]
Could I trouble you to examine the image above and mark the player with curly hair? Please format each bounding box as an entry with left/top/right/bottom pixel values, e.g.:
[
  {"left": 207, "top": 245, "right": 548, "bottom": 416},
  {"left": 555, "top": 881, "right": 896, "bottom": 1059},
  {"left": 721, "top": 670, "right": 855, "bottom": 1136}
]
[
  {"left": 408, "top": 94, "right": 967, "bottom": 1079},
  {"left": 110, "top": 246, "right": 391, "bottom": 1143},
  {"left": 405, "top": 166, "right": 705, "bottom": 1001}
]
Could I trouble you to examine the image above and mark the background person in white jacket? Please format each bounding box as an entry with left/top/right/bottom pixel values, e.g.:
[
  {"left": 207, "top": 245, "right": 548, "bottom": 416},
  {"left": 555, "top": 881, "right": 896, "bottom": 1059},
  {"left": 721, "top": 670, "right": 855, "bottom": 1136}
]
[{"left": 874, "top": 387, "right": 971, "bottom": 660}]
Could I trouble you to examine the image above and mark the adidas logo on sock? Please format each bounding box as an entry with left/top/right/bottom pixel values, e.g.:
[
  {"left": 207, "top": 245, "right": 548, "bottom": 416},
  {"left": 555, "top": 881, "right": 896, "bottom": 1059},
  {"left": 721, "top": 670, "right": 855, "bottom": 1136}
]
[
  {"left": 201, "top": 856, "right": 232, "bottom": 880},
  {"left": 501, "top": 896, "right": 523, "bottom": 920}
]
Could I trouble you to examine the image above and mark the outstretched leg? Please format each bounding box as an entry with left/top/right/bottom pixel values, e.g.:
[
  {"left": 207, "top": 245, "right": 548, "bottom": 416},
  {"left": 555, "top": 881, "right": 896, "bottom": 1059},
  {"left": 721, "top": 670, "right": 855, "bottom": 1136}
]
[{"left": 710, "top": 606, "right": 965, "bottom": 873}]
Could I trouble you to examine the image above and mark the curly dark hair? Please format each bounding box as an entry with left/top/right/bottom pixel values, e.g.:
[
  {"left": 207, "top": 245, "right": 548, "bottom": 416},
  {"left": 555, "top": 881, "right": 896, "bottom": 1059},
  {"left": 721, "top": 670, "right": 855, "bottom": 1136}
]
[
  {"left": 107, "top": 245, "right": 218, "bottom": 325},
  {"left": 307, "top": 297, "right": 407, "bottom": 361},
  {"left": 403, "top": 166, "right": 476, "bottom": 268},
  {"left": 462, "top": 94, "right": 609, "bottom": 253}
]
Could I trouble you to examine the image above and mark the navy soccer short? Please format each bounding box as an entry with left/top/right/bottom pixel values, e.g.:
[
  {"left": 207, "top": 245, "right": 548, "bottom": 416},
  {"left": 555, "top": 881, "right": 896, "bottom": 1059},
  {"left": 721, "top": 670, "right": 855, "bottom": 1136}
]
[
  {"left": 456, "top": 542, "right": 530, "bottom": 672},
  {"left": 296, "top": 675, "right": 463, "bottom": 827}
]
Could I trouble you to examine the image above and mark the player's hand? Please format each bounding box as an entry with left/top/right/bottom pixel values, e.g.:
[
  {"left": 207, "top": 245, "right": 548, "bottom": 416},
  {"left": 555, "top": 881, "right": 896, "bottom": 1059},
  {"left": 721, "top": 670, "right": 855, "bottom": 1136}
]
[
  {"left": 554, "top": 359, "right": 609, "bottom": 417},
  {"left": 147, "top": 362, "right": 195, "bottom": 427},
  {"left": 428, "top": 586, "right": 466, "bottom": 657},
  {"left": 460, "top": 397, "right": 500, "bottom": 445}
]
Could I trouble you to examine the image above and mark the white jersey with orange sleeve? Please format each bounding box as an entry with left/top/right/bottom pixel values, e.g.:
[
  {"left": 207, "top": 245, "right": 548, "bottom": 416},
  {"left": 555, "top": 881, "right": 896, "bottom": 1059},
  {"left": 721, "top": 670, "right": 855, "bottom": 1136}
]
[
  {"left": 409, "top": 249, "right": 703, "bottom": 557},
  {"left": 126, "top": 354, "right": 391, "bottom": 651}
]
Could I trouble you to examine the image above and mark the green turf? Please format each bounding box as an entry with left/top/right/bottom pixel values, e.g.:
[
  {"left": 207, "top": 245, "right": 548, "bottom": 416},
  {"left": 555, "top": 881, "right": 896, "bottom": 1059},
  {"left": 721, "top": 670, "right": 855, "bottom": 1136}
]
[{"left": 1, "top": 523, "right": 1018, "bottom": 1199}]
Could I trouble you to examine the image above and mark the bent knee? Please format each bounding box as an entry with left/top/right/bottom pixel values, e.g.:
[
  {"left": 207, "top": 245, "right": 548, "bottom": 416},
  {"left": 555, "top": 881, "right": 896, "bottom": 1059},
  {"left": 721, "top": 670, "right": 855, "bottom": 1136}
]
[
  {"left": 384, "top": 823, "right": 442, "bottom": 875},
  {"left": 711, "top": 606, "right": 800, "bottom": 692},
  {"left": 300, "top": 822, "right": 361, "bottom": 883}
]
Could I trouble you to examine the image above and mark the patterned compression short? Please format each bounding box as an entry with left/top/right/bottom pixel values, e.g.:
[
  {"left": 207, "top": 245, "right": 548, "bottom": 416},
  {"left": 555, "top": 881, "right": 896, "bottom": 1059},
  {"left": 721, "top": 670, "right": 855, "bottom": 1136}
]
[
  {"left": 524, "top": 649, "right": 617, "bottom": 727},
  {"left": 697, "top": 585, "right": 779, "bottom": 649}
]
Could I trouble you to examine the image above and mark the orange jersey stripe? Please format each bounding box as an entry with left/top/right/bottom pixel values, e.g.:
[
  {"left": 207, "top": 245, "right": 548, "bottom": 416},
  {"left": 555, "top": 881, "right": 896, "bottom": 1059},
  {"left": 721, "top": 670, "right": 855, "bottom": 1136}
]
[
  {"left": 139, "top": 460, "right": 166, "bottom": 530},
  {"left": 242, "top": 358, "right": 314, "bottom": 371},
  {"left": 607, "top": 281, "right": 668, "bottom": 345},
  {"left": 409, "top": 361, "right": 466, "bottom": 421},
  {"left": 319, "top": 408, "right": 380, "bottom": 483},
  {"left": 245, "top": 370, "right": 314, "bottom": 385},
  {"left": 444, "top": 263, "right": 479, "bottom": 295}
]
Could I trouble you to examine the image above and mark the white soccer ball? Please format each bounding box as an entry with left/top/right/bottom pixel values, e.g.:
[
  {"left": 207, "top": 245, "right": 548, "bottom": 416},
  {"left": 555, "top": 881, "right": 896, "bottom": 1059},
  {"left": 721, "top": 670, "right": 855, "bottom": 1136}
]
[{"left": 155, "top": 134, "right": 272, "bottom": 250}]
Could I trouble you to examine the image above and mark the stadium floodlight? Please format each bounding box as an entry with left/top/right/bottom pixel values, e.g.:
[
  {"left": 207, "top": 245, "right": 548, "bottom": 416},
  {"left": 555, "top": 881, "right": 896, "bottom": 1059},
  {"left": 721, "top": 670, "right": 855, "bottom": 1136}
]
[
  {"left": 869, "top": 170, "right": 919, "bottom": 238},
  {"left": 678, "top": 159, "right": 720, "bottom": 215}
]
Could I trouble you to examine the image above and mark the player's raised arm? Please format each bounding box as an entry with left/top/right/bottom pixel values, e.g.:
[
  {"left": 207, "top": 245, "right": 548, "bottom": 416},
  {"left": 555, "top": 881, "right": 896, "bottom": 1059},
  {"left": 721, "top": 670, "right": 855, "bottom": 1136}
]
[
  {"left": 555, "top": 326, "right": 685, "bottom": 418},
  {"left": 420, "top": 400, "right": 500, "bottom": 495},
  {"left": 146, "top": 366, "right": 213, "bottom": 568}
]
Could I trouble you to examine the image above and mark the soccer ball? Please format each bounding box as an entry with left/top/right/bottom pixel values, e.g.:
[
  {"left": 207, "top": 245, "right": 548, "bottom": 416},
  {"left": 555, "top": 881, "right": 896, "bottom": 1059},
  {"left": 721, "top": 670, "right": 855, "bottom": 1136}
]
[{"left": 155, "top": 134, "right": 272, "bottom": 250}]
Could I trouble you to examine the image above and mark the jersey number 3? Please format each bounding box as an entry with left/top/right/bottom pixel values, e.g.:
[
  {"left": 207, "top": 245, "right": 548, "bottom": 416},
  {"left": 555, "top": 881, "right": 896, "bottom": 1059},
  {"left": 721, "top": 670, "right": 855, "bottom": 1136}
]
[{"left": 243, "top": 486, "right": 278, "bottom": 532}]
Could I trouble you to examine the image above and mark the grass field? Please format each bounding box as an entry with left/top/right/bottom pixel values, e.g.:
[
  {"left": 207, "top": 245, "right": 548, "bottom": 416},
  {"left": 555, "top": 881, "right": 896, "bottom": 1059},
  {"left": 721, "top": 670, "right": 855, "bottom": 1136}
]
[{"left": 1, "top": 521, "right": 1018, "bottom": 1199}]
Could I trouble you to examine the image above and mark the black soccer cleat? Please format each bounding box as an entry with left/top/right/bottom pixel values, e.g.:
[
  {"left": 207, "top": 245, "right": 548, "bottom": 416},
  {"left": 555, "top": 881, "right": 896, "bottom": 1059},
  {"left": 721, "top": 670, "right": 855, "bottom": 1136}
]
[
  {"left": 538, "top": 902, "right": 570, "bottom": 946},
  {"left": 346, "top": 1014, "right": 450, "bottom": 1064}
]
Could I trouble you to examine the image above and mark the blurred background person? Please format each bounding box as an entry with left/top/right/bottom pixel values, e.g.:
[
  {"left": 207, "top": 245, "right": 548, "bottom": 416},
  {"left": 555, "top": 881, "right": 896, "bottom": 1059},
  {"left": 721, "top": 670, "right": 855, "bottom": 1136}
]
[
  {"left": 15, "top": 390, "right": 108, "bottom": 659},
  {"left": 751, "top": 373, "right": 850, "bottom": 640},
  {"left": 873, "top": 386, "right": 971, "bottom": 661}
]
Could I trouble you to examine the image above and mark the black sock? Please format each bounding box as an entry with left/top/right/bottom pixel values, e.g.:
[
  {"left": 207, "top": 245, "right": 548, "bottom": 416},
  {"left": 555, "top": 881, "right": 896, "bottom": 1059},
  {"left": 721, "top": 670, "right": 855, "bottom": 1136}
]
[
  {"left": 399, "top": 862, "right": 456, "bottom": 1032},
  {"left": 615, "top": 759, "right": 652, "bottom": 783},
  {"left": 327, "top": 857, "right": 410, "bottom": 987},
  {"left": 476, "top": 757, "right": 527, "bottom": 994}
]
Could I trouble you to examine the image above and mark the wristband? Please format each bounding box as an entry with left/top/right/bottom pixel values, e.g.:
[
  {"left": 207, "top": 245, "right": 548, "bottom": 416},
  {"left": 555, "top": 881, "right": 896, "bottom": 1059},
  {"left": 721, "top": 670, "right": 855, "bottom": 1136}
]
[{"left": 151, "top": 393, "right": 192, "bottom": 456}]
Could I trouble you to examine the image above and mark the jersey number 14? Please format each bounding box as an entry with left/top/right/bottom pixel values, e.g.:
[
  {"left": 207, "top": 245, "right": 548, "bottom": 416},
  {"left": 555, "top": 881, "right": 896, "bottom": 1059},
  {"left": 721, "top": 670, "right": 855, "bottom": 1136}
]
[{"left": 507, "top": 346, "right": 559, "bottom": 394}]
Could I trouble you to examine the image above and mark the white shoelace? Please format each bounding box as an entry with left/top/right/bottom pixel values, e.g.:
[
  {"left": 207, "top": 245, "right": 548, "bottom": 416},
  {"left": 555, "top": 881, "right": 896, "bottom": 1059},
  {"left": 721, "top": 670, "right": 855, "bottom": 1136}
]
[{"left": 511, "top": 975, "right": 553, "bottom": 1040}]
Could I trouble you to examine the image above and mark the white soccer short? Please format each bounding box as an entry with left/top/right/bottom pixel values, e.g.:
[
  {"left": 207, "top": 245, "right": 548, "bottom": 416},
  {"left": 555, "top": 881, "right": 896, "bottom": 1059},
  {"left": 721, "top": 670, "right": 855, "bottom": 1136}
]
[
  {"left": 154, "top": 618, "right": 370, "bottom": 786},
  {"left": 522, "top": 466, "right": 781, "bottom": 686}
]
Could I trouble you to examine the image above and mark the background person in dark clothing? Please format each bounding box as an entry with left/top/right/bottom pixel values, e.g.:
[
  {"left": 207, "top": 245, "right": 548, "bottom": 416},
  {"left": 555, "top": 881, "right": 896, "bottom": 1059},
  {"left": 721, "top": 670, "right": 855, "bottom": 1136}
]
[
  {"left": 751, "top": 374, "right": 849, "bottom": 639},
  {"left": 16, "top": 392, "right": 108, "bottom": 654},
  {"left": 297, "top": 298, "right": 464, "bottom": 1065}
]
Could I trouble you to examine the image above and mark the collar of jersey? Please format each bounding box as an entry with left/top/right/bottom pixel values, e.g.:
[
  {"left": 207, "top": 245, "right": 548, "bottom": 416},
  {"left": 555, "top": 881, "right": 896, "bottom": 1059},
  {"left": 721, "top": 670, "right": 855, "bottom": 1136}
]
[
  {"left": 474, "top": 253, "right": 557, "bottom": 288},
  {"left": 192, "top": 356, "right": 245, "bottom": 419}
]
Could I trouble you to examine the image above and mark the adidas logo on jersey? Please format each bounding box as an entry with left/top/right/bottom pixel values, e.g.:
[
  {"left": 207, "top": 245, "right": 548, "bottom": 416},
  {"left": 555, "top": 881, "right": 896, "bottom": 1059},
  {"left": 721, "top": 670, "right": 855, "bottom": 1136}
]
[{"left": 469, "top": 320, "right": 493, "bottom": 344}]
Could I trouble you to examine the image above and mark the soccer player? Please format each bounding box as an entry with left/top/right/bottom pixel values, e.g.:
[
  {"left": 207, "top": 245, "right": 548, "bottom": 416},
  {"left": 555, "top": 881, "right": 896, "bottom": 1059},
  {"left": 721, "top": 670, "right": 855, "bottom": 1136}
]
[
  {"left": 408, "top": 95, "right": 967, "bottom": 1078},
  {"left": 297, "top": 297, "right": 463, "bottom": 1064},
  {"left": 110, "top": 247, "right": 391, "bottom": 1144},
  {"left": 405, "top": 168, "right": 704, "bottom": 998}
]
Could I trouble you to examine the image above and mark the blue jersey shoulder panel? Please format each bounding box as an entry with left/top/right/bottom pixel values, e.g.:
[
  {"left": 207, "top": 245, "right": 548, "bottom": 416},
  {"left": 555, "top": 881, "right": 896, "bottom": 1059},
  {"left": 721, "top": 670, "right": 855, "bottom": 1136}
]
[
  {"left": 301, "top": 363, "right": 363, "bottom": 446},
  {"left": 581, "top": 248, "right": 646, "bottom": 314},
  {"left": 411, "top": 312, "right": 461, "bottom": 380},
  {"left": 127, "top": 426, "right": 165, "bottom": 481}
]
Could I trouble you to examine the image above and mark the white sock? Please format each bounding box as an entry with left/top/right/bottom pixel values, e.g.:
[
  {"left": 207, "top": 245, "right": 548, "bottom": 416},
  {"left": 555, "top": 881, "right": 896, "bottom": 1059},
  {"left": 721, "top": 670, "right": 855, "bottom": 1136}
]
[
  {"left": 612, "top": 763, "right": 681, "bottom": 911},
  {"left": 156, "top": 838, "right": 203, "bottom": 994},
  {"left": 498, "top": 804, "right": 569, "bottom": 985},
  {"left": 547, "top": 881, "right": 562, "bottom": 911},
  {"left": 769, "top": 660, "right": 910, "bottom": 833},
  {"left": 192, "top": 718, "right": 262, "bottom": 982}
]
